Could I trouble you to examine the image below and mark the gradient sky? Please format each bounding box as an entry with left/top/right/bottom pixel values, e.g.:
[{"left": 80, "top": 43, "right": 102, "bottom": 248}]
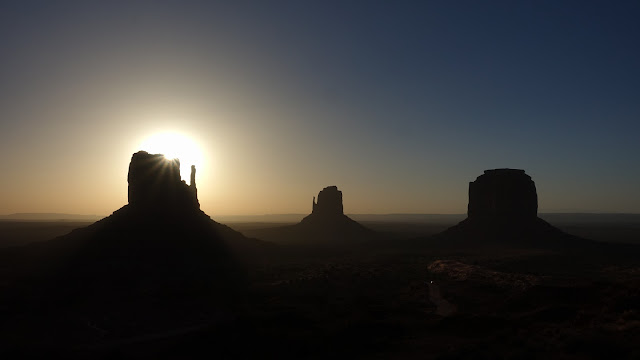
[{"left": 1, "top": 1, "right": 639, "bottom": 216}]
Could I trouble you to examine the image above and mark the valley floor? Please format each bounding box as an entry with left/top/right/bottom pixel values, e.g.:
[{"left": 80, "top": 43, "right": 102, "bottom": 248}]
[{"left": 0, "top": 219, "right": 639, "bottom": 359}]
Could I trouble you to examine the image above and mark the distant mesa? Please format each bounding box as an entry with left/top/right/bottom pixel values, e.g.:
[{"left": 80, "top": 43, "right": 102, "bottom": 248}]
[
  {"left": 468, "top": 169, "right": 537, "bottom": 219},
  {"left": 311, "top": 185, "right": 343, "bottom": 217},
  {"left": 433, "top": 169, "right": 584, "bottom": 249},
  {"left": 298, "top": 186, "right": 373, "bottom": 241},
  {"left": 302, "top": 185, "right": 346, "bottom": 224},
  {"left": 252, "top": 186, "right": 374, "bottom": 246}
]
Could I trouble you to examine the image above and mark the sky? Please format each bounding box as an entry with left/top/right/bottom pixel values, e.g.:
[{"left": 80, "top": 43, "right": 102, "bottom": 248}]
[{"left": 1, "top": 0, "right": 639, "bottom": 216}]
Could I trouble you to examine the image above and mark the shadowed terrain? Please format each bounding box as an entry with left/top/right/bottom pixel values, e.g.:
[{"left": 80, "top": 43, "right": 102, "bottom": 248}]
[
  {"left": 0, "top": 166, "right": 638, "bottom": 359},
  {"left": 0, "top": 152, "right": 272, "bottom": 353}
]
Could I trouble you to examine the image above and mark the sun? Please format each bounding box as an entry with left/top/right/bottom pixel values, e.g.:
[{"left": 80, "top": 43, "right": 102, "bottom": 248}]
[{"left": 138, "top": 132, "right": 204, "bottom": 180}]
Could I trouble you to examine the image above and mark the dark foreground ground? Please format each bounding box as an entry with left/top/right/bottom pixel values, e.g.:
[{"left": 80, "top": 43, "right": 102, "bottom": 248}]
[{"left": 0, "top": 218, "right": 639, "bottom": 359}]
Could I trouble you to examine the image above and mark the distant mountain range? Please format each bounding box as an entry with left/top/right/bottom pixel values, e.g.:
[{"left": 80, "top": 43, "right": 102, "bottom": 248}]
[
  {"left": 181, "top": 213, "right": 640, "bottom": 225},
  {"left": 3, "top": 212, "right": 640, "bottom": 224},
  {"left": 0, "top": 213, "right": 105, "bottom": 221}
]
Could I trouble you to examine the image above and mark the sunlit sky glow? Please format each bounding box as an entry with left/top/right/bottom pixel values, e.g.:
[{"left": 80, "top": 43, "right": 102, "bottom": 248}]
[
  {"left": 138, "top": 131, "right": 204, "bottom": 181},
  {"left": 1, "top": 1, "right": 639, "bottom": 216}
]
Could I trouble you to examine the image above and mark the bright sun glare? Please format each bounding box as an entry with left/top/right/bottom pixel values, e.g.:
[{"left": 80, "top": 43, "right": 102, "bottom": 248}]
[{"left": 138, "top": 132, "right": 204, "bottom": 180}]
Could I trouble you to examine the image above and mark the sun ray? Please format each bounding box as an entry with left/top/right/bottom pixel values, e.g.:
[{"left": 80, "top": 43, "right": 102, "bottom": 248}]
[{"left": 138, "top": 132, "right": 203, "bottom": 181}]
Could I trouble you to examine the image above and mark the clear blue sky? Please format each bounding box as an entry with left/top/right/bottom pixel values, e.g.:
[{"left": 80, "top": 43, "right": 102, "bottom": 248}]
[{"left": 1, "top": 1, "right": 639, "bottom": 215}]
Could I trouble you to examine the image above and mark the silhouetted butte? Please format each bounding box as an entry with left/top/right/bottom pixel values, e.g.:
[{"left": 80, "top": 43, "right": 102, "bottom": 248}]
[
  {"left": 253, "top": 186, "right": 374, "bottom": 246},
  {"left": 127, "top": 151, "right": 199, "bottom": 211},
  {"left": 433, "top": 169, "right": 585, "bottom": 249}
]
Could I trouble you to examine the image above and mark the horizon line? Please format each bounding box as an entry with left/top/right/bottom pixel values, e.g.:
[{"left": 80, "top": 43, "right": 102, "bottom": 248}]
[{"left": 3, "top": 211, "right": 640, "bottom": 218}]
